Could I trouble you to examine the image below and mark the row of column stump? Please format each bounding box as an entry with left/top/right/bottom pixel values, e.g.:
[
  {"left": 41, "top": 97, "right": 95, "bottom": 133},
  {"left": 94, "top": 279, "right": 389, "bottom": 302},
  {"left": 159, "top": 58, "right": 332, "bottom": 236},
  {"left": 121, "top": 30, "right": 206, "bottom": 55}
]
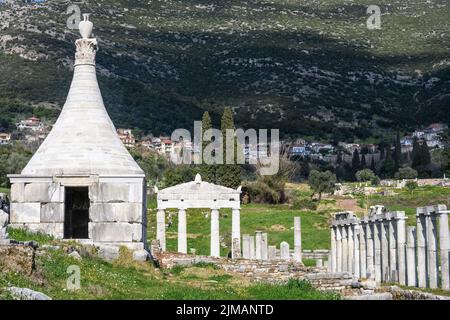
[{"left": 330, "top": 205, "right": 450, "bottom": 291}]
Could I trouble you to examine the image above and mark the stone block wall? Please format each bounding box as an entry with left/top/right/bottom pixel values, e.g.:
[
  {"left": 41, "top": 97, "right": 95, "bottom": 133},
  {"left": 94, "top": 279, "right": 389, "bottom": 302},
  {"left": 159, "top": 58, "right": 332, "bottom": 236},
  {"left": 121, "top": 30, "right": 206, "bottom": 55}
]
[
  {"left": 9, "top": 178, "right": 146, "bottom": 252},
  {"left": 10, "top": 181, "right": 65, "bottom": 238}
]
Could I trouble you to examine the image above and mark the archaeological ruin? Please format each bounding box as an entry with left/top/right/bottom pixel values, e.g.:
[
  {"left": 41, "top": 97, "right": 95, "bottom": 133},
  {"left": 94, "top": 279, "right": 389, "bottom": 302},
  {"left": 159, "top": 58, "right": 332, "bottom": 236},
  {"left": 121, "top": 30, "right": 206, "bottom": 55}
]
[
  {"left": 330, "top": 205, "right": 450, "bottom": 291},
  {"left": 6, "top": 16, "right": 147, "bottom": 260}
]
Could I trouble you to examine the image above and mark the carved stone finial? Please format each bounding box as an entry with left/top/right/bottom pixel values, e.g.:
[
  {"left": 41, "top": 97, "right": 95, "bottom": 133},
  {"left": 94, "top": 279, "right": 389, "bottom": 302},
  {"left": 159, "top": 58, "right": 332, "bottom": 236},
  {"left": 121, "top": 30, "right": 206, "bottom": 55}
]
[
  {"left": 195, "top": 173, "right": 202, "bottom": 183},
  {"left": 74, "top": 38, "right": 98, "bottom": 66}
]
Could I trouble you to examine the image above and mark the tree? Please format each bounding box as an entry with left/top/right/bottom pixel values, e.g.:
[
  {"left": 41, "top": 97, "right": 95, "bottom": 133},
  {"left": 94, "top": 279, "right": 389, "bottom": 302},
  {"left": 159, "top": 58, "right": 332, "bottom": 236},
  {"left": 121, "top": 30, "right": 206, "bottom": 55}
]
[
  {"left": 355, "top": 169, "right": 376, "bottom": 182},
  {"left": 394, "top": 130, "right": 402, "bottom": 171},
  {"left": 361, "top": 153, "right": 367, "bottom": 168},
  {"left": 308, "top": 170, "right": 337, "bottom": 201},
  {"left": 216, "top": 107, "right": 241, "bottom": 188},
  {"left": 370, "top": 156, "right": 376, "bottom": 172},
  {"left": 405, "top": 180, "right": 418, "bottom": 194},
  {"left": 336, "top": 151, "right": 343, "bottom": 165},
  {"left": 394, "top": 167, "right": 418, "bottom": 180},
  {"left": 351, "top": 149, "right": 361, "bottom": 179},
  {"left": 380, "top": 145, "right": 395, "bottom": 178},
  {"left": 199, "top": 111, "right": 217, "bottom": 183},
  {"left": 412, "top": 138, "right": 431, "bottom": 176}
]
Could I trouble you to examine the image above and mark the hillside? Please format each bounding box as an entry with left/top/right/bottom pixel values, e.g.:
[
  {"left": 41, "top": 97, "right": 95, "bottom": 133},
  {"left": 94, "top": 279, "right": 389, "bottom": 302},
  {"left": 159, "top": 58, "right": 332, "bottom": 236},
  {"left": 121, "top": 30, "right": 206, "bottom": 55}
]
[{"left": 0, "top": 0, "right": 449, "bottom": 140}]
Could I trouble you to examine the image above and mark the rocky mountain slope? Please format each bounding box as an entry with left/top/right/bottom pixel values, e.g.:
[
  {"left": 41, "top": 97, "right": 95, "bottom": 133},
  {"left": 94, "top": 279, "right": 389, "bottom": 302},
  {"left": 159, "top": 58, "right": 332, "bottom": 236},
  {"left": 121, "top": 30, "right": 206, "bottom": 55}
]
[{"left": 0, "top": 0, "right": 449, "bottom": 140}]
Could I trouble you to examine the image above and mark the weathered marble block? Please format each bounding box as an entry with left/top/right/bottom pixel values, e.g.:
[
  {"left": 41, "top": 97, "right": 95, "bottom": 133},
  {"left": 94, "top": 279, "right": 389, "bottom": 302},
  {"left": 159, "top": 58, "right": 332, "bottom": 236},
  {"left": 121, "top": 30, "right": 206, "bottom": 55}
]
[
  {"left": 89, "top": 222, "right": 143, "bottom": 242},
  {"left": 40, "top": 203, "right": 64, "bottom": 223},
  {"left": 24, "top": 183, "right": 52, "bottom": 203},
  {"left": 10, "top": 203, "right": 41, "bottom": 223},
  {"left": 90, "top": 203, "right": 142, "bottom": 223},
  {"left": 90, "top": 183, "right": 143, "bottom": 203},
  {"left": 10, "top": 183, "right": 25, "bottom": 203}
]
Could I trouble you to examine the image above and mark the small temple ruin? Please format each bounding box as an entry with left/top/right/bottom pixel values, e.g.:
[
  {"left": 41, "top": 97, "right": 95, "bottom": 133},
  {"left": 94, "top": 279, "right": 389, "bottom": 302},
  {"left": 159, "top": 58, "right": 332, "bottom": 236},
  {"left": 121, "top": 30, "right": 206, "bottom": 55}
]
[{"left": 7, "top": 16, "right": 147, "bottom": 259}]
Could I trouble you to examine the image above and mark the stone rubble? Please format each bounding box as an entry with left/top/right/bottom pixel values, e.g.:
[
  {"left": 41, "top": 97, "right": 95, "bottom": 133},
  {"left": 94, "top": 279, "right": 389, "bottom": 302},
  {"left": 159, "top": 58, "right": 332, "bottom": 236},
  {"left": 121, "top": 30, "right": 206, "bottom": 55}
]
[{"left": 7, "top": 287, "right": 52, "bottom": 300}]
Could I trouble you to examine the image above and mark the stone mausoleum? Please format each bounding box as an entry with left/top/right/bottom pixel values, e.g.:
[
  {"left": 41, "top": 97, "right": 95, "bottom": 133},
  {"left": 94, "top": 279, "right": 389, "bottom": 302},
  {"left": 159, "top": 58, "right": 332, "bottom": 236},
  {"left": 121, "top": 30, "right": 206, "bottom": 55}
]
[{"left": 7, "top": 16, "right": 147, "bottom": 259}]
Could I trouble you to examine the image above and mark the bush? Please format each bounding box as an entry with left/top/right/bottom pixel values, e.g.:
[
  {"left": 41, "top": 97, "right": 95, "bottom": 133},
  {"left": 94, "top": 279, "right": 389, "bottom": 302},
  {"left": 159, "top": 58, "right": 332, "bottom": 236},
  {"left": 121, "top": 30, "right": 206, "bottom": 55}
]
[
  {"left": 405, "top": 180, "right": 418, "bottom": 194},
  {"left": 355, "top": 169, "right": 377, "bottom": 182},
  {"left": 395, "top": 167, "right": 418, "bottom": 180},
  {"left": 242, "top": 181, "right": 280, "bottom": 204},
  {"left": 308, "top": 170, "right": 336, "bottom": 201},
  {"left": 292, "top": 198, "right": 318, "bottom": 211}
]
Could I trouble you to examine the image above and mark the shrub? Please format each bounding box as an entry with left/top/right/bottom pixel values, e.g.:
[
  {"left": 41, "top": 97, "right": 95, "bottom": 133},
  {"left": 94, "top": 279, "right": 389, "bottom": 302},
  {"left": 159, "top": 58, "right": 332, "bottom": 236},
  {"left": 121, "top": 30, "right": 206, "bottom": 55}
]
[
  {"left": 355, "top": 169, "right": 376, "bottom": 182},
  {"left": 405, "top": 180, "right": 418, "bottom": 194},
  {"left": 395, "top": 167, "right": 418, "bottom": 180},
  {"left": 242, "top": 181, "right": 280, "bottom": 204},
  {"left": 292, "top": 198, "right": 318, "bottom": 211},
  {"left": 308, "top": 170, "right": 336, "bottom": 201}
]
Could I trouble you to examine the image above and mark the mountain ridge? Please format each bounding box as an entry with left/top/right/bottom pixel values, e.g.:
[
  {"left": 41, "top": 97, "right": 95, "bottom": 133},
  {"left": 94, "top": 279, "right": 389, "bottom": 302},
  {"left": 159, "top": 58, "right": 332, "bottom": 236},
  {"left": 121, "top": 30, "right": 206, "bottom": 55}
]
[{"left": 0, "top": 0, "right": 449, "bottom": 140}]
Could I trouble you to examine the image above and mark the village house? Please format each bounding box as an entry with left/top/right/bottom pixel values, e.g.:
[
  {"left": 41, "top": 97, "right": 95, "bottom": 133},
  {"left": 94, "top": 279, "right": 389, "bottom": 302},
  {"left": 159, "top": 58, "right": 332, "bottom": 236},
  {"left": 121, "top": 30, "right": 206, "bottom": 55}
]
[
  {"left": 117, "top": 128, "right": 136, "bottom": 148},
  {"left": 16, "top": 116, "right": 44, "bottom": 132},
  {"left": 0, "top": 133, "right": 11, "bottom": 145}
]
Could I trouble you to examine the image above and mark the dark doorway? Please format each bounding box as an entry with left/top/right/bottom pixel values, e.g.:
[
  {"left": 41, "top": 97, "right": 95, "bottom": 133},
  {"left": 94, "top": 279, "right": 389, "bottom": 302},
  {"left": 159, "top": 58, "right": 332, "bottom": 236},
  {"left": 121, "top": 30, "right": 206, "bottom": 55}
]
[{"left": 64, "top": 187, "right": 90, "bottom": 239}]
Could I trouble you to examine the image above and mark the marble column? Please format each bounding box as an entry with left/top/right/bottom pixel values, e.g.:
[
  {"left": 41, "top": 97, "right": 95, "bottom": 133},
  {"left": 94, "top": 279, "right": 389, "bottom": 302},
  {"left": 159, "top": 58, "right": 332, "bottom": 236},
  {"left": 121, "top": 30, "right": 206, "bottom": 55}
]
[
  {"left": 249, "top": 235, "right": 255, "bottom": 259},
  {"left": 359, "top": 223, "right": 367, "bottom": 279},
  {"left": 178, "top": 208, "right": 187, "bottom": 254},
  {"left": 381, "top": 219, "right": 389, "bottom": 282},
  {"left": 348, "top": 224, "right": 354, "bottom": 274},
  {"left": 426, "top": 207, "right": 438, "bottom": 289},
  {"left": 437, "top": 205, "right": 449, "bottom": 290},
  {"left": 406, "top": 226, "right": 417, "bottom": 287},
  {"left": 156, "top": 209, "right": 166, "bottom": 251},
  {"left": 366, "top": 222, "right": 374, "bottom": 280},
  {"left": 268, "top": 245, "right": 277, "bottom": 260},
  {"left": 210, "top": 208, "right": 220, "bottom": 257},
  {"left": 294, "top": 217, "right": 302, "bottom": 263},
  {"left": 280, "top": 241, "right": 290, "bottom": 260},
  {"left": 231, "top": 208, "right": 241, "bottom": 259},
  {"left": 330, "top": 226, "right": 337, "bottom": 272},
  {"left": 388, "top": 217, "right": 397, "bottom": 282},
  {"left": 342, "top": 226, "right": 348, "bottom": 272},
  {"left": 336, "top": 226, "right": 342, "bottom": 272},
  {"left": 255, "top": 231, "right": 262, "bottom": 260},
  {"left": 354, "top": 224, "right": 360, "bottom": 279},
  {"left": 416, "top": 208, "right": 427, "bottom": 288},
  {"left": 316, "top": 259, "right": 323, "bottom": 267},
  {"left": 396, "top": 212, "right": 407, "bottom": 286},
  {"left": 374, "top": 221, "right": 382, "bottom": 283},
  {"left": 261, "top": 233, "right": 268, "bottom": 260},
  {"left": 242, "top": 234, "right": 251, "bottom": 259}
]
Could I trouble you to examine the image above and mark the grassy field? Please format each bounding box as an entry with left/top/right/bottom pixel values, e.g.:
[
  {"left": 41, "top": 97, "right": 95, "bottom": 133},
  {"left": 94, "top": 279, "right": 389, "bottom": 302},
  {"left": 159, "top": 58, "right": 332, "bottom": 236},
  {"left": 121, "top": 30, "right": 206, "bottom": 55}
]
[
  {"left": 147, "top": 184, "right": 450, "bottom": 256},
  {"left": 361, "top": 185, "right": 450, "bottom": 225},
  {"left": 147, "top": 203, "right": 333, "bottom": 256},
  {"left": 1, "top": 184, "right": 449, "bottom": 299},
  {"left": 0, "top": 229, "right": 339, "bottom": 300}
]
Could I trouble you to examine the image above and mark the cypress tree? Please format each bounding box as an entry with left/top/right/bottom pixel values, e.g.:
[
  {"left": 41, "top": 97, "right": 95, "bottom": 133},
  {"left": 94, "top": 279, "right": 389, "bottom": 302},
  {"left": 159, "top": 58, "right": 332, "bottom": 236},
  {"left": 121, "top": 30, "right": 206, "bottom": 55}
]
[
  {"left": 370, "top": 156, "right": 376, "bottom": 172},
  {"left": 336, "top": 151, "right": 343, "bottom": 165},
  {"left": 412, "top": 137, "right": 421, "bottom": 168},
  {"left": 199, "top": 111, "right": 217, "bottom": 182},
  {"left": 361, "top": 153, "right": 367, "bottom": 168},
  {"left": 352, "top": 149, "right": 361, "bottom": 172},
  {"left": 394, "top": 130, "right": 402, "bottom": 171},
  {"left": 216, "top": 107, "right": 241, "bottom": 188},
  {"left": 381, "top": 145, "right": 395, "bottom": 178}
]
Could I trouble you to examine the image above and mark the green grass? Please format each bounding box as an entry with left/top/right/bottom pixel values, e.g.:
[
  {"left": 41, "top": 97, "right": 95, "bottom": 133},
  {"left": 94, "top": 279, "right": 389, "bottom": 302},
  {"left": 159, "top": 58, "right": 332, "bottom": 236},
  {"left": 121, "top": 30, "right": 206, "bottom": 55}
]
[
  {"left": 147, "top": 203, "right": 332, "bottom": 256},
  {"left": 0, "top": 234, "right": 338, "bottom": 300},
  {"left": 147, "top": 185, "right": 450, "bottom": 255},
  {"left": 362, "top": 185, "right": 450, "bottom": 225}
]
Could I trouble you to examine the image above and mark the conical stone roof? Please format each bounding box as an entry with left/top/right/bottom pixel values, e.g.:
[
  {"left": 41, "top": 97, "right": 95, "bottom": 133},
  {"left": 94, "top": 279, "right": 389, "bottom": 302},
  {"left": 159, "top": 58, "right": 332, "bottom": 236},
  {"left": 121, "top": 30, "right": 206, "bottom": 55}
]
[{"left": 21, "top": 18, "right": 144, "bottom": 176}]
